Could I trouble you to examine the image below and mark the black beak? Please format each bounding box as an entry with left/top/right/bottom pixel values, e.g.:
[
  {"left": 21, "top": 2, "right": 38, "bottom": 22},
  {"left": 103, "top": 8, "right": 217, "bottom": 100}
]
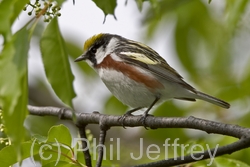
[{"left": 74, "top": 54, "right": 87, "bottom": 62}]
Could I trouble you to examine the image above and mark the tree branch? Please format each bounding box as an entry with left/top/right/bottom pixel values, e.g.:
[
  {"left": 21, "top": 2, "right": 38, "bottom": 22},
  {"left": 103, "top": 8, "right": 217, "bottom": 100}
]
[
  {"left": 76, "top": 124, "right": 92, "bottom": 167},
  {"left": 28, "top": 105, "right": 250, "bottom": 167}
]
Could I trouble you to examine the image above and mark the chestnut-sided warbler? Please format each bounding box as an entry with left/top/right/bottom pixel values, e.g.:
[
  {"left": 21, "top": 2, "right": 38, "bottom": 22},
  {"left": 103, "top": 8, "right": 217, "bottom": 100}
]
[{"left": 75, "top": 33, "right": 230, "bottom": 122}]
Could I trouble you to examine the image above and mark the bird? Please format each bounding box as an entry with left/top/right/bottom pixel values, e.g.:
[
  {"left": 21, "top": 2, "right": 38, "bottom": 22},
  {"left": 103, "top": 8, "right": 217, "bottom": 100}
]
[{"left": 74, "top": 33, "right": 230, "bottom": 125}]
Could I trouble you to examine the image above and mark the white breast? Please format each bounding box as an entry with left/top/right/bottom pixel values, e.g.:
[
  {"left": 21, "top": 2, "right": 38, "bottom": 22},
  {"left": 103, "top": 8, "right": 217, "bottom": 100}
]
[{"left": 97, "top": 68, "right": 158, "bottom": 108}]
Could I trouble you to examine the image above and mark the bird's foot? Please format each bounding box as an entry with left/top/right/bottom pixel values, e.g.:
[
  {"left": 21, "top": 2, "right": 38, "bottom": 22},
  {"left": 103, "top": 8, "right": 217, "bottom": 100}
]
[
  {"left": 118, "top": 112, "right": 133, "bottom": 129},
  {"left": 139, "top": 113, "right": 154, "bottom": 130}
]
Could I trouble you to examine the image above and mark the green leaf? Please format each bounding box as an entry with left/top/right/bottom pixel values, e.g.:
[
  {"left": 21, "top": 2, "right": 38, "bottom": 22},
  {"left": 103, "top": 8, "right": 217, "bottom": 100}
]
[
  {"left": 0, "top": 27, "right": 29, "bottom": 156},
  {"left": 0, "top": 141, "right": 40, "bottom": 167},
  {"left": 135, "top": 0, "right": 145, "bottom": 11},
  {"left": 26, "top": 125, "right": 77, "bottom": 166},
  {"left": 225, "top": 0, "right": 248, "bottom": 33},
  {"left": 174, "top": 1, "right": 212, "bottom": 77},
  {"left": 11, "top": 0, "right": 30, "bottom": 24},
  {"left": 0, "top": 140, "right": 77, "bottom": 167},
  {"left": 43, "top": 161, "right": 83, "bottom": 167},
  {"left": 174, "top": 20, "right": 195, "bottom": 75},
  {"left": 104, "top": 95, "right": 128, "bottom": 115},
  {"left": 40, "top": 146, "right": 73, "bottom": 166},
  {"left": 92, "top": 0, "right": 117, "bottom": 21},
  {"left": 0, "top": 0, "right": 13, "bottom": 39},
  {"left": 40, "top": 17, "right": 76, "bottom": 108},
  {"left": 46, "top": 124, "right": 72, "bottom": 147},
  {"left": 25, "top": 115, "right": 59, "bottom": 137},
  {"left": 0, "top": 0, "right": 29, "bottom": 40},
  {"left": 215, "top": 157, "right": 250, "bottom": 167},
  {"left": 33, "top": 125, "right": 75, "bottom": 166},
  {"left": 55, "top": 0, "right": 66, "bottom": 6},
  {"left": 66, "top": 41, "right": 96, "bottom": 77},
  {"left": 32, "top": 134, "right": 47, "bottom": 143}
]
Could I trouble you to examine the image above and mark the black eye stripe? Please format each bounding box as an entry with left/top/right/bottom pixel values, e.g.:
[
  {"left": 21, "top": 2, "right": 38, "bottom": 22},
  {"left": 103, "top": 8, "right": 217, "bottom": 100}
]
[
  {"left": 89, "top": 54, "right": 97, "bottom": 66},
  {"left": 90, "top": 46, "right": 97, "bottom": 54},
  {"left": 86, "top": 34, "right": 114, "bottom": 66}
]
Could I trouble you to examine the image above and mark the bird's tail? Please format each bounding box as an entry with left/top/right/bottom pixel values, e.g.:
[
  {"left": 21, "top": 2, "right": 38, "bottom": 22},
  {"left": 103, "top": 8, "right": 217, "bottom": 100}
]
[{"left": 195, "top": 91, "right": 230, "bottom": 109}]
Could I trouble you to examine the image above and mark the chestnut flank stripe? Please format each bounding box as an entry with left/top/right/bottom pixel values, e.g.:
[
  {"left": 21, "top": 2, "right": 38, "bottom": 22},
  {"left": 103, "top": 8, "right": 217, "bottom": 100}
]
[{"left": 96, "top": 55, "right": 164, "bottom": 90}]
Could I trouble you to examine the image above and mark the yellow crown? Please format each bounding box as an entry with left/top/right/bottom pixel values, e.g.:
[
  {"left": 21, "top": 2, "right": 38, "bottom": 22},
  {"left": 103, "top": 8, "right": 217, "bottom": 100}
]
[{"left": 83, "top": 33, "right": 104, "bottom": 52}]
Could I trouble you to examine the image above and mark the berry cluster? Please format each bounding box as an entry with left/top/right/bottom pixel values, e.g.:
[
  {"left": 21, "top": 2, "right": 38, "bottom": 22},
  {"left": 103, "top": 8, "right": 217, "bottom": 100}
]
[
  {"left": 0, "top": 110, "right": 9, "bottom": 146},
  {"left": 23, "top": 0, "right": 61, "bottom": 22}
]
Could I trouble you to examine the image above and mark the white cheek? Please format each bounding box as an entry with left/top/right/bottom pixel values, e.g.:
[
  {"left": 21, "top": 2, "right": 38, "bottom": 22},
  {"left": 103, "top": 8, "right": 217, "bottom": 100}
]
[
  {"left": 95, "top": 38, "right": 120, "bottom": 64},
  {"left": 95, "top": 49, "right": 106, "bottom": 65}
]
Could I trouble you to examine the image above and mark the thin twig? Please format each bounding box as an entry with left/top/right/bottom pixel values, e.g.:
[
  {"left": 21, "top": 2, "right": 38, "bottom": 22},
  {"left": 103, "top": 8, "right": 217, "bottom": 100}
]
[
  {"left": 96, "top": 115, "right": 110, "bottom": 167},
  {"left": 77, "top": 124, "right": 92, "bottom": 167},
  {"left": 134, "top": 137, "right": 250, "bottom": 167},
  {"left": 96, "top": 129, "right": 107, "bottom": 167}
]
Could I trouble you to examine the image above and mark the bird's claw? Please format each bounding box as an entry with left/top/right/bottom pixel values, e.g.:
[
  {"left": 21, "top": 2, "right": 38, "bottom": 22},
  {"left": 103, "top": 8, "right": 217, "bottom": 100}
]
[
  {"left": 58, "top": 107, "right": 67, "bottom": 119},
  {"left": 118, "top": 113, "right": 132, "bottom": 129},
  {"left": 139, "top": 113, "right": 154, "bottom": 130}
]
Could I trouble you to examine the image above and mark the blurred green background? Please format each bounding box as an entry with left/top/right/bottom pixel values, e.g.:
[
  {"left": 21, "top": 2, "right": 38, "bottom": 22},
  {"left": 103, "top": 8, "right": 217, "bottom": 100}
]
[{"left": 1, "top": 0, "right": 250, "bottom": 166}]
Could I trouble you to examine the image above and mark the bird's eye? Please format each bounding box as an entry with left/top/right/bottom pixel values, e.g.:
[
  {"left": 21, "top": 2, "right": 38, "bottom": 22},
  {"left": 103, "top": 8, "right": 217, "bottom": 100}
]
[{"left": 90, "top": 47, "right": 97, "bottom": 54}]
